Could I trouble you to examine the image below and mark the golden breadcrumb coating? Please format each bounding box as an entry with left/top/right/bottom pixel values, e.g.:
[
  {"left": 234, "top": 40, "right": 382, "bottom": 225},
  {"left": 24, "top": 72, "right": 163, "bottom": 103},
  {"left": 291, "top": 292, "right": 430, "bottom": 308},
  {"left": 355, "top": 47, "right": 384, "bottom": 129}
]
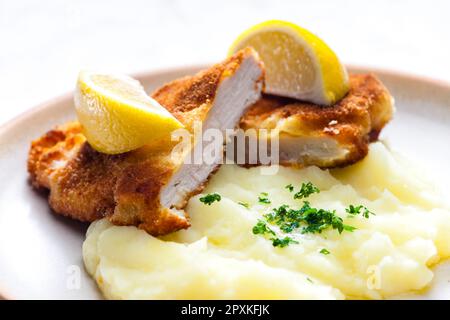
[
  {"left": 240, "top": 74, "right": 394, "bottom": 167},
  {"left": 28, "top": 48, "right": 264, "bottom": 235}
]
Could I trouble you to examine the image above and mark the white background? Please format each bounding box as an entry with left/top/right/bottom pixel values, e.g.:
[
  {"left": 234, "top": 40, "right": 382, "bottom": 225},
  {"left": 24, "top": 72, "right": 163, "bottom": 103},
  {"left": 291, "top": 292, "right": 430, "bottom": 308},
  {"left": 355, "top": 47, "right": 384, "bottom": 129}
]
[{"left": 1, "top": 0, "right": 449, "bottom": 126}]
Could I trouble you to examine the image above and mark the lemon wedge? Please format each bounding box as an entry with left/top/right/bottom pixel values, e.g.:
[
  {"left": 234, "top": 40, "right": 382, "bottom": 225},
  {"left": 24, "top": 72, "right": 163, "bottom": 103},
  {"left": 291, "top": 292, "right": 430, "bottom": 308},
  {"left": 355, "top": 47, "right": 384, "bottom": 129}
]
[
  {"left": 74, "top": 71, "right": 183, "bottom": 154},
  {"left": 229, "top": 20, "right": 349, "bottom": 105}
]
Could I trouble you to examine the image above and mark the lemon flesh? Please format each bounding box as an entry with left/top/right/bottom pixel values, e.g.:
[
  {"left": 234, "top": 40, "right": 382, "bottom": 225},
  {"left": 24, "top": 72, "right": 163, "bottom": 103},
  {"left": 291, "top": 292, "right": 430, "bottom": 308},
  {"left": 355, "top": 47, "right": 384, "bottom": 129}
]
[
  {"left": 74, "top": 71, "right": 183, "bottom": 154},
  {"left": 229, "top": 20, "right": 349, "bottom": 105}
]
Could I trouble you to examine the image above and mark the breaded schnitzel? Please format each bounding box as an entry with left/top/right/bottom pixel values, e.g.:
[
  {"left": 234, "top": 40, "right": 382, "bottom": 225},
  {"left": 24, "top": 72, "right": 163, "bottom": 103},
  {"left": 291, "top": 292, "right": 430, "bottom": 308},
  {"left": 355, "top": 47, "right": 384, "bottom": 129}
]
[
  {"left": 28, "top": 59, "right": 393, "bottom": 236},
  {"left": 239, "top": 74, "right": 394, "bottom": 167},
  {"left": 28, "top": 48, "right": 264, "bottom": 235}
]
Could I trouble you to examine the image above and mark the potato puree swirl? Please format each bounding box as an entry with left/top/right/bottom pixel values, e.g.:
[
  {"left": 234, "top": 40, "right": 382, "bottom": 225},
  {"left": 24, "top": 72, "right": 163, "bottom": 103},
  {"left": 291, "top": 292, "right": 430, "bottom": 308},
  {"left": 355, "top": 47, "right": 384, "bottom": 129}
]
[{"left": 83, "top": 143, "right": 450, "bottom": 299}]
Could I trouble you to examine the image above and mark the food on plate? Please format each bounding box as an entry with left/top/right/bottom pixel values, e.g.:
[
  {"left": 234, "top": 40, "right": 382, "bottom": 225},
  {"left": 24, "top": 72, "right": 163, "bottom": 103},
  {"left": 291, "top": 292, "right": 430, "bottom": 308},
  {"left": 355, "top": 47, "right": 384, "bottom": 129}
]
[
  {"left": 239, "top": 73, "right": 394, "bottom": 167},
  {"left": 83, "top": 219, "right": 343, "bottom": 300},
  {"left": 84, "top": 143, "right": 450, "bottom": 299},
  {"left": 28, "top": 47, "right": 264, "bottom": 235},
  {"left": 26, "top": 19, "right": 449, "bottom": 300},
  {"left": 28, "top": 71, "right": 391, "bottom": 233},
  {"left": 74, "top": 71, "right": 183, "bottom": 154},
  {"left": 229, "top": 20, "right": 349, "bottom": 105}
]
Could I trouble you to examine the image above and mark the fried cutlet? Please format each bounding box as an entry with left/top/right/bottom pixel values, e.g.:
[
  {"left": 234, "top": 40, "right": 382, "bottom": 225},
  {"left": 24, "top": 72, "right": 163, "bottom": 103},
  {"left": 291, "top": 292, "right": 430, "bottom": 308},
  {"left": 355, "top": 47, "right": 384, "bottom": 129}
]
[
  {"left": 29, "top": 56, "right": 393, "bottom": 236},
  {"left": 239, "top": 74, "right": 394, "bottom": 167},
  {"left": 28, "top": 48, "right": 264, "bottom": 235}
]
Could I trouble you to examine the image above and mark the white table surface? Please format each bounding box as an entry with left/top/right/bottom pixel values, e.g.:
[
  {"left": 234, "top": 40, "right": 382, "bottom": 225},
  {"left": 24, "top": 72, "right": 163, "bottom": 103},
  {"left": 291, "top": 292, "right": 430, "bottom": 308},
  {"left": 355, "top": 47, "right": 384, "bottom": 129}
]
[{"left": 1, "top": 0, "right": 449, "bottom": 126}]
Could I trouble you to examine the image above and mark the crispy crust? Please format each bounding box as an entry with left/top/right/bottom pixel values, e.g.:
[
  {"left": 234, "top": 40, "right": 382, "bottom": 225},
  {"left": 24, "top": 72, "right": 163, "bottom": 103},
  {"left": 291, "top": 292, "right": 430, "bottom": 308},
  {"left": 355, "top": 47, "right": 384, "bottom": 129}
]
[
  {"left": 28, "top": 122, "right": 85, "bottom": 189},
  {"left": 240, "top": 74, "right": 394, "bottom": 167},
  {"left": 153, "top": 47, "right": 264, "bottom": 129},
  {"left": 28, "top": 48, "right": 262, "bottom": 236},
  {"left": 28, "top": 63, "right": 392, "bottom": 235}
]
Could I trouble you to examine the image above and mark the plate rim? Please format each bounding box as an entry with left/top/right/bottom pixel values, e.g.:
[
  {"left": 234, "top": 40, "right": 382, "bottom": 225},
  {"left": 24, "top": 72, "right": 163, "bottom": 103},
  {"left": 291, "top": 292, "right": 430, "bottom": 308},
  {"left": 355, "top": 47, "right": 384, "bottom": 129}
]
[{"left": 1, "top": 65, "right": 449, "bottom": 300}]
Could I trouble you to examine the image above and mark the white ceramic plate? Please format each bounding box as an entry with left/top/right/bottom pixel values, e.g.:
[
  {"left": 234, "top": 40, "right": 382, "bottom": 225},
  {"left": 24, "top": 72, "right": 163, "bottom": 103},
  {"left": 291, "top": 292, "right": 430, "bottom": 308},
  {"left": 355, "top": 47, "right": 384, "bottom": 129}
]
[{"left": 1, "top": 66, "right": 449, "bottom": 300}]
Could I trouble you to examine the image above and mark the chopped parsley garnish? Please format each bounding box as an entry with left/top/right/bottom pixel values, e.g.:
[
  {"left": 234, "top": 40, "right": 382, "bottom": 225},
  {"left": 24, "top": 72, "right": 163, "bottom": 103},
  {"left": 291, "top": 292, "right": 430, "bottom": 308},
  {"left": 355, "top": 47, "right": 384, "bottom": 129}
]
[
  {"left": 301, "top": 202, "right": 354, "bottom": 234},
  {"left": 306, "top": 277, "right": 314, "bottom": 284},
  {"left": 272, "top": 236, "right": 298, "bottom": 248},
  {"left": 346, "top": 205, "right": 375, "bottom": 219},
  {"left": 343, "top": 225, "right": 357, "bottom": 232},
  {"left": 238, "top": 201, "right": 250, "bottom": 209},
  {"left": 252, "top": 220, "right": 275, "bottom": 236},
  {"left": 199, "top": 193, "right": 221, "bottom": 205},
  {"left": 258, "top": 192, "right": 271, "bottom": 204},
  {"left": 263, "top": 201, "right": 356, "bottom": 235},
  {"left": 251, "top": 182, "right": 375, "bottom": 248},
  {"left": 252, "top": 220, "right": 298, "bottom": 247},
  {"left": 294, "top": 182, "right": 320, "bottom": 199},
  {"left": 285, "top": 184, "right": 294, "bottom": 192}
]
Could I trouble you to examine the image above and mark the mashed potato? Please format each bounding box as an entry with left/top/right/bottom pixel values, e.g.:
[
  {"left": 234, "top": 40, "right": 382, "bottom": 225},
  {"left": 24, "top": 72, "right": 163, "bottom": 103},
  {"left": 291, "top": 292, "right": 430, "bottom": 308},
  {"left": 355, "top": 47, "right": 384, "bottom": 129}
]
[{"left": 83, "top": 143, "right": 450, "bottom": 299}]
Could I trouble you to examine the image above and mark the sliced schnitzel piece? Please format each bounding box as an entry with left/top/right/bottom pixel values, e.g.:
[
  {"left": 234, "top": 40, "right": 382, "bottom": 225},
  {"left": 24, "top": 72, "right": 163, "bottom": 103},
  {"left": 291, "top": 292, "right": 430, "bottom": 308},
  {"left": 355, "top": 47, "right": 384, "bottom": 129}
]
[
  {"left": 239, "top": 74, "right": 394, "bottom": 167},
  {"left": 28, "top": 47, "right": 264, "bottom": 235},
  {"left": 153, "top": 49, "right": 264, "bottom": 213}
]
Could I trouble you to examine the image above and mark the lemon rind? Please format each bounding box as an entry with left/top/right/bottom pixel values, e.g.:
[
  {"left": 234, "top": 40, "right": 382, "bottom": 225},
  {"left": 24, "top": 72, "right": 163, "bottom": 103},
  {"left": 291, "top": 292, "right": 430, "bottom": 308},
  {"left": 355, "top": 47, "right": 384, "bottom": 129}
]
[{"left": 229, "top": 20, "right": 349, "bottom": 105}]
